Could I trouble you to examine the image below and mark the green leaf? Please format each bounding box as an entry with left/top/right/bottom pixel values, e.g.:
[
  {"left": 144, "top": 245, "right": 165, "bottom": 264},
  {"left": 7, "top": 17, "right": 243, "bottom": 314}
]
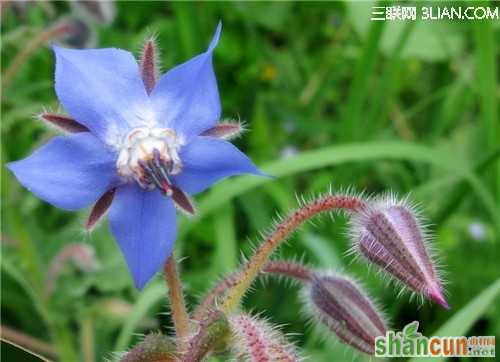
[
  {"left": 114, "top": 282, "right": 166, "bottom": 352},
  {"left": 212, "top": 204, "right": 237, "bottom": 274},
  {"left": 179, "top": 141, "right": 487, "bottom": 240}
]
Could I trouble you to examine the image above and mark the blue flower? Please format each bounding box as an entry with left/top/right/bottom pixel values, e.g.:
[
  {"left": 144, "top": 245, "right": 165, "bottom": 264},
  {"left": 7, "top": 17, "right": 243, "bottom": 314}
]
[{"left": 7, "top": 23, "right": 263, "bottom": 289}]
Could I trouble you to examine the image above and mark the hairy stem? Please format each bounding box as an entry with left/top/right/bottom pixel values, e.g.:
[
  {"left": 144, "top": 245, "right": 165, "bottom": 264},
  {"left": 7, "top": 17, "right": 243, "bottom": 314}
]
[
  {"left": 192, "top": 272, "right": 240, "bottom": 322},
  {"left": 263, "top": 260, "right": 312, "bottom": 282},
  {"left": 164, "top": 256, "right": 190, "bottom": 353},
  {"left": 192, "top": 261, "right": 312, "bottom": 322},
  {"left": 182, "top": 309, "right": 229, "bottom": 362},
  {"left": 195, "top": 195, "right": 366, "bottom": 319}
]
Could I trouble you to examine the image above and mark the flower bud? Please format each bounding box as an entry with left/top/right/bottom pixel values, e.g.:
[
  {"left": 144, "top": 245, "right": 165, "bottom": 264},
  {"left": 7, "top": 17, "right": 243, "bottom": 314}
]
[
  {"left": 54, "top": 17, "right": 97, "bottom": 48},
  {"left": 351, "top": 196, "right": 448, "bottom": 308},
  {"left": 120, "top": 333, "right": 176, "bottom": 362},
  {"left": 307, "top": 273, "right": 387, "bottom": 355},
  {"left": 183, "top": 310, "right": 231, "bottom": 362},
  {"left": 230, "top": 314, "right": 300, "bottom": 362}
]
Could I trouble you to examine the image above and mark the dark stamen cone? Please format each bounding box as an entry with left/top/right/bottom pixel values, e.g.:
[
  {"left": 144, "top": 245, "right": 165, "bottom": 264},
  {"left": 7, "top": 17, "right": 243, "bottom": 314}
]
[
  {"left": 351, "top": 197, "right": 448, "bottom": 309},
  {"left": 307, "top": 273, "right": 387, "bottom": 355},
  {"left": 86, "top": 189, "right": 116, "bottom": 230},
  {"left": 39, "top": 112, "right": 89, "bottom": 133}
]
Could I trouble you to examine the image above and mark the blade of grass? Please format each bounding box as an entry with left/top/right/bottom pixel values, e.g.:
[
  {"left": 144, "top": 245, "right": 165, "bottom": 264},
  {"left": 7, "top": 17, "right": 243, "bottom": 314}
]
[
  {"left": 171, "top": 1, "right": 200, "bottom": 59},
  {"left": 178, "top": 141, "right": 490, "bottom": 239},
  {"left": 2, "top": 171, "right": 78, "bottom": 361},
  {"left": 0, "top": 337, "right": 53, "bottom": 362},
  {"left": 114, "top": 282, "right": 165, "bottom": 352},
  {"left": 1, "top": 259, "right": 48, "bottom": 322},
  {"left": 340, "top": 0, "right": 387, "bottom": 141},
  {"left": 366, "top": 20, "right": 415, "bottom": 136},
  {"left": 473, "top": 10, "right": 499, "bottom": 200},
  {"left": 434, "top": 147, "right": 500, "bottom": 227},
  {"left": 212, "top": 204, "right": 237, "bottom": 275},
  {"left": 409, "top": 277, "right": 500, "bottom": 362}
]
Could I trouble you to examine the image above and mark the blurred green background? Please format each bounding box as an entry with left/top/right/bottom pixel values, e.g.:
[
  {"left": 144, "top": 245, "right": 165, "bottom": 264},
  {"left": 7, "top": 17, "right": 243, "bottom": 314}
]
[{"left": 1, "top": 1, "right": 499, "bottom": 361}]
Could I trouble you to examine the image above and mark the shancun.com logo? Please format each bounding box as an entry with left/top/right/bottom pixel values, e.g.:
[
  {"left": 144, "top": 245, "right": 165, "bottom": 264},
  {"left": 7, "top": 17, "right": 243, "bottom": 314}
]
[{"left": 375, "top": 321, "right": 496, "bottom": 358}]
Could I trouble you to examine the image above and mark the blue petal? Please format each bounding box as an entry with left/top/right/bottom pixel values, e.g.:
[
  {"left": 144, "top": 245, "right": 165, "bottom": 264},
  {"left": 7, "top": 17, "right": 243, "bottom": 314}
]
[
  {"left": 173, "top": 136, "right": 264, "bottom": 194},
  {"left": 108, "top": 184, "right": 176, "bottom": 289},
  {"left": 6, "top": 133, "right": 119, "bottom": 210},
  {"left": 151, "top": 23, "right": 222, "bottom": 140},
  {"left": 54, "top": 46, "right": 150, "bottom": 144}
]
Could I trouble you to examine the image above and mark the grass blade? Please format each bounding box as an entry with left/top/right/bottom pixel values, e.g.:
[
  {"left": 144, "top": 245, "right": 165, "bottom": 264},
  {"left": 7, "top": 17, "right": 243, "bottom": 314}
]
[{"left": 114, "top": 283, "right": 165, "bottom": 352}]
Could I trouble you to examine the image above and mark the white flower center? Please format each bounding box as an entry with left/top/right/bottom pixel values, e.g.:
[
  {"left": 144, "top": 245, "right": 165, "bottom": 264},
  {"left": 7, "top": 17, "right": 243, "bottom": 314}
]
[{"left": 117, "top": 127, "right": 182, "bottom": 194}]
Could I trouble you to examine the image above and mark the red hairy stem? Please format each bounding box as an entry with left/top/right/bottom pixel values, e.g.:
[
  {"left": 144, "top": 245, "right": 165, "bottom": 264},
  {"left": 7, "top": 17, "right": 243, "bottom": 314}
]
[
  {"left": 192, "top": 272, "right": 240, "bottom": 322},
  {"left": 164, "top": 256, "right": 190, "bottom": 353},
  {"left": 262, "top": 260, "right": 312, "bottom": 282},
  {"left": 193, "top": 194, "right": 367, "bottom": 320}
]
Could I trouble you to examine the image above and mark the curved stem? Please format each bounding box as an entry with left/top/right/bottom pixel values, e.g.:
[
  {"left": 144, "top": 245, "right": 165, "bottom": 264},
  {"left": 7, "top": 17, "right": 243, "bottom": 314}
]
[
  {"left": 194, "top": 194, "right": 366, "bottom": 319},
  {"left": 164, "top": 256, "right": 190, "bottom": 353},
  {"left": 263, "top": 260, "right": 312, "bottom": 282}
]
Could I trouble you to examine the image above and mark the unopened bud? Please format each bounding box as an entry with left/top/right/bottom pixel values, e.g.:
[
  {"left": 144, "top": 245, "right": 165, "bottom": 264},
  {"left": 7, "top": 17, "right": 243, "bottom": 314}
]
[
  {"left": 307, "top": 273, "right": 387, "bottom": 355},
  {"left": 74, "top": 0, "right": 116, "bottom": 24},
  {"left": 120, "top": 333, "right": 176, "bottom": 362},
  {"left": 54, "top": 17, "right": 96, "bottom": 49},
  {"left": 350, "top": 196, "right": 448, "bottom": 308},
  {"left": 230, "top": 314, "right": 300, "bottom": 362}
]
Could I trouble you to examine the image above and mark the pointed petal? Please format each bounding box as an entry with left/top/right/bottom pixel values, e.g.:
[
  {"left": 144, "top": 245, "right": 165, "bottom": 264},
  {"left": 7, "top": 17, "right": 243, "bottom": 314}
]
[
  {"left": 108, "top": 184, "right": 176, "bottom": 289},
  {"left": 54, "top": 46, "right": 150, "bottom": 144},
  {"left": 7, "top": 133, "right": 119, "bottom": 210},
  {"left": 172, "top": 136, "right": 264, "bottom": 195},
  {"left": 150, "top": 23, "right": 222, "bottom": 139}
]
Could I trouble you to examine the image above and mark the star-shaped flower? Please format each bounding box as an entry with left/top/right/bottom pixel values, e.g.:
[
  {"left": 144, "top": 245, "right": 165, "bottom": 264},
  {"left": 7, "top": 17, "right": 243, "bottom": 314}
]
[{"left": 7, "top": 23, "right": 263, "bottom": 289}]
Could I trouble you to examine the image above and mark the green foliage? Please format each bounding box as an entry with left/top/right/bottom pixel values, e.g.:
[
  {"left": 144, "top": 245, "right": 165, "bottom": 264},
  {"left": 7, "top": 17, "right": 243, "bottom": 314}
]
[{"left": 1, "top": 1, "right": 499, "bottom": 361}]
